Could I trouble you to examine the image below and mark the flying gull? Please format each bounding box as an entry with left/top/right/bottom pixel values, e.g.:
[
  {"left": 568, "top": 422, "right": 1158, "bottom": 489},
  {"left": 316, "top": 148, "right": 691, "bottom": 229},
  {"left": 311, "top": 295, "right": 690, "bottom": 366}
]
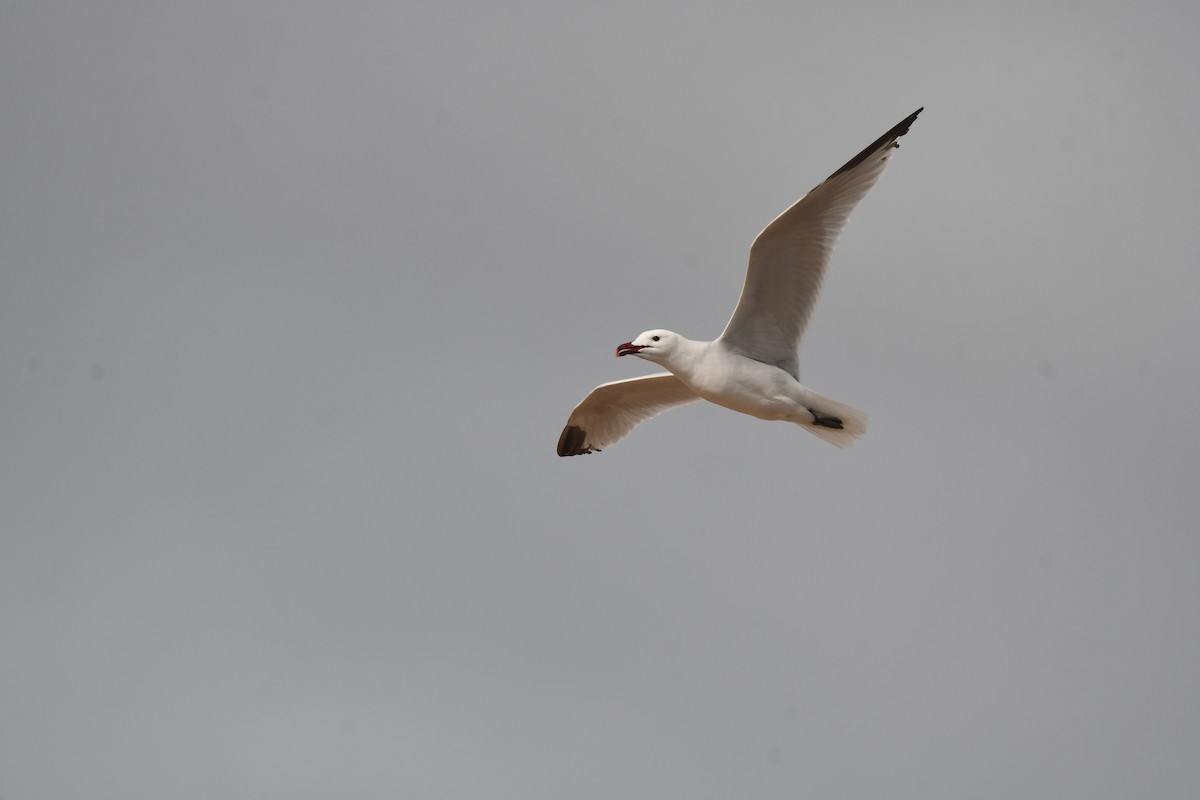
[{"left": 557, "top": 108, "right": 923, "bottom": 457}]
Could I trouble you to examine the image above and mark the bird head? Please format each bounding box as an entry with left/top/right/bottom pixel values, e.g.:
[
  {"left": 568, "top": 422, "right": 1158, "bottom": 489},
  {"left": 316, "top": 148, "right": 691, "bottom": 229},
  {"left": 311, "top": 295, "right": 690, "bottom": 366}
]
[{"left": 616, "top": 329, "right": 678, "bottom": 363}]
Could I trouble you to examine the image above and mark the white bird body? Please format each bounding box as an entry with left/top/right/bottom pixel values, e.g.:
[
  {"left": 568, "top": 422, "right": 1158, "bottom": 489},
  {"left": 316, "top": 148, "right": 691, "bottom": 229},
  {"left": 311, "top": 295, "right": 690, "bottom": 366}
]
[
  {"left": 606, "top": 330, "right": 870, "bottom": 450},
  {"left": 637, "top": 335, "right": 812, "bottom": 422},
  {"left": 557, "top": 108, "right": 922, "bottom": 457}
]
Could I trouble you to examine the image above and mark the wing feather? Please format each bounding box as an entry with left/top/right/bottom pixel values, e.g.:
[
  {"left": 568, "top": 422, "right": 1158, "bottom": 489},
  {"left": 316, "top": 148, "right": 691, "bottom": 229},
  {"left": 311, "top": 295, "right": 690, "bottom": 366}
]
[
  {"left": 557, "top": 373, "right": 699, "bottom": 456},
  {"left": 717, "top": 108, "right": 922, "bottom": 378}
]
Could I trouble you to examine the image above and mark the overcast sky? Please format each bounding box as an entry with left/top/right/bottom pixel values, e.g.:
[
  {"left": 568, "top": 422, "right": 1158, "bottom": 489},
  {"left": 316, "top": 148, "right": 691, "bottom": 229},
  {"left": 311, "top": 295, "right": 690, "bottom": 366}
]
[{"left": 2, "top": 2, "right": 1199, "bottom": 798}]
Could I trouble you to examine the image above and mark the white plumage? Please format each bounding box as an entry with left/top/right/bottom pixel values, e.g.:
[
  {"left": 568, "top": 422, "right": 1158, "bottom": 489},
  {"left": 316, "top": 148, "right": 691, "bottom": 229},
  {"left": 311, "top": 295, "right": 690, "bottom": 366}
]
[{"left": 558, "top": 108, "right": 922, "bottom": 457}]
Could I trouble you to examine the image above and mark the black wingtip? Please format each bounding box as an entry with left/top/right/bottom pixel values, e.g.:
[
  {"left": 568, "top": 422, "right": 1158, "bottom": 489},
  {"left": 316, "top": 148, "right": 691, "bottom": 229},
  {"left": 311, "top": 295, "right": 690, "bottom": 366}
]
[
  {"left": 557, "top": 424, "right": 592, "bottom": 457},
  {"left": 827, "top": 107, "right": 924, "bottom": 180}
]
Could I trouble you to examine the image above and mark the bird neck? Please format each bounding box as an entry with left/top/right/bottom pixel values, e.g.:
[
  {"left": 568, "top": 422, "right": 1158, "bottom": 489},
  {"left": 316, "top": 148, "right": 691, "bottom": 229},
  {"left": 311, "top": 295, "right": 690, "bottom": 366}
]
[{"left": 657, "top": 336, "right": 708, "bottom": 377}]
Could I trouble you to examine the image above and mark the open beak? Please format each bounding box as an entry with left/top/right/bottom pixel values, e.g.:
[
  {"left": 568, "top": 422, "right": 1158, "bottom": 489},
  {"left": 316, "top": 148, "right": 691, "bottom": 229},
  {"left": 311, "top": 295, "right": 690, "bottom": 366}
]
[{"left": 615, "top": 342, "right": 645, "bottom": 357}]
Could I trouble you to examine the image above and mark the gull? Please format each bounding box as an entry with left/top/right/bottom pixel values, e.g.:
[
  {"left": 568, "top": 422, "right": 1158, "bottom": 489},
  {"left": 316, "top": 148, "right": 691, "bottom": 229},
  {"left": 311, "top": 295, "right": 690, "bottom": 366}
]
[{"left": 557, "top": 108, "right": 922, "bottom": 457}]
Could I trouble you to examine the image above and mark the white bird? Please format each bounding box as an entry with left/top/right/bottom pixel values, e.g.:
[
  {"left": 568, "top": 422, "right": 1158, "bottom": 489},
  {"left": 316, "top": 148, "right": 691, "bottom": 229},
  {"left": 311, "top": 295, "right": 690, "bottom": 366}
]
[{"left": 557, "top": 108, "right": 922, "bottom": 457}]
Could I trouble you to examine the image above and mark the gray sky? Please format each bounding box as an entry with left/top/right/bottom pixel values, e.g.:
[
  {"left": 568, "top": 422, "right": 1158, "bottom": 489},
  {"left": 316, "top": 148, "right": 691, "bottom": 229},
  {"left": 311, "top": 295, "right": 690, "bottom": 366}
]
[{"left": 3, "top": 2, "right": 1199, "bottom": 798}]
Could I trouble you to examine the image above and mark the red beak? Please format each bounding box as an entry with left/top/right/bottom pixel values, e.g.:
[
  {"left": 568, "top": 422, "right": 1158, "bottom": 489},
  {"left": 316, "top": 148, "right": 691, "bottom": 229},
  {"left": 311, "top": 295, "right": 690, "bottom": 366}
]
[{"left": 615, "top": 342, "right": 644, "bottom": 357}]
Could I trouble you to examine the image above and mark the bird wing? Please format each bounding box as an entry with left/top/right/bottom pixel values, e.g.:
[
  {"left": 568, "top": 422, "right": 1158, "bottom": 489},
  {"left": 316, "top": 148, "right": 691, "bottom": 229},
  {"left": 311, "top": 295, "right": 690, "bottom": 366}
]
[
  {"left": 557, "top": 373, "right": 699, "bottom": 456},
  {"left": 716, "top": 108, "right": 922, "bottom": 378}
]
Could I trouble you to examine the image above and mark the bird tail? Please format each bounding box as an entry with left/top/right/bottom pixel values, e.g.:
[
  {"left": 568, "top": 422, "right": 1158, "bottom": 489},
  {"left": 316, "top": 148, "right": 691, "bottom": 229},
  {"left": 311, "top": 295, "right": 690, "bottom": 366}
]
[{"left": 801, "top": 392, "right": 870, "bottom": 448}]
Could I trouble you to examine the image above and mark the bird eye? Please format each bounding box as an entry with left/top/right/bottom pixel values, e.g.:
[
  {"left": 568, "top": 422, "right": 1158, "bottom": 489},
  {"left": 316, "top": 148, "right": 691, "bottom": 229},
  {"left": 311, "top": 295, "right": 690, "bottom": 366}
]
[{"left": 651, "top": 335, "right": 660, "bottom": 341}]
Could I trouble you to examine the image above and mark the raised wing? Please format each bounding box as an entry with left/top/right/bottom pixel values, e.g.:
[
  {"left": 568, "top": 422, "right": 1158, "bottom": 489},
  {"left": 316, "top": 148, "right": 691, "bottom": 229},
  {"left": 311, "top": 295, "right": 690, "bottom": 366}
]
[
  {"left": 717, "top": 108, "right": 922, "bottom": 378},
  {"left": 557, "top": 373, "right": 699, "bottom": 456}
]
